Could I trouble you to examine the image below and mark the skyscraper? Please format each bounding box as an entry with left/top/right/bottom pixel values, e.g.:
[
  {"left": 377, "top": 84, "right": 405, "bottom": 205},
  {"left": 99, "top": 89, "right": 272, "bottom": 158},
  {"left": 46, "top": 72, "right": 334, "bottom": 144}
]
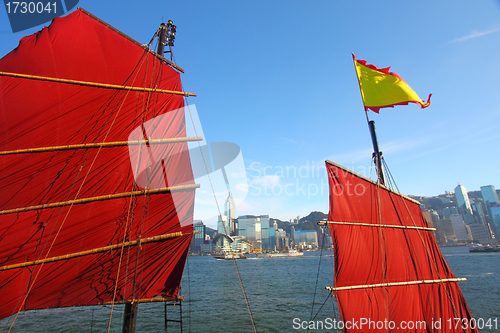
[
  {"left": 454, "top": 184, "right": 474, "bottom": 223},
  {"left": 224, "top": 192, "right": 236, "bottom": 234},
  {"left": 481, "top": 185, "right": 499, "bottom": 205},
  {"left": 450, "top": 214, "right": 469, "bottom": 241}
]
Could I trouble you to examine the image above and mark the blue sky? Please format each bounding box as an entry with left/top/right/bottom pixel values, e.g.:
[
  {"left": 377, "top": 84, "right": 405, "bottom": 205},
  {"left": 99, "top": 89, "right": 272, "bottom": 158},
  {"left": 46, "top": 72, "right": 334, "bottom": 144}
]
[{"left": 1, "top": 1, "right": 499, "bottom": 227}]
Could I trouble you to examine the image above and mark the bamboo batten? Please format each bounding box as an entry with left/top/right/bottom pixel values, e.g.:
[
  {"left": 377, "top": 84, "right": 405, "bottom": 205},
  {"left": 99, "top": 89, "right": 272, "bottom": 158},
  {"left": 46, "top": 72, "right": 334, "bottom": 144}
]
[
  {"left": 326, "top": 278, "right": 467, "bottom": 292},
  {"left": 0, "top": 184, "right": 200, "bottom": 215},
  {"left": 0, "top": 71, "right": 196, "bottom": 96},
  {"left": 318, "top": 220, "right": 436, "bottom": 231},
  {"left": 101, "top": 296, "right": 185, "bottom": 305},
  {"left": 0, "top": 232, "right": 187, "bottom": 271},
  {"left": 0, "top": 137, "right": 203, "bottom": 156}
]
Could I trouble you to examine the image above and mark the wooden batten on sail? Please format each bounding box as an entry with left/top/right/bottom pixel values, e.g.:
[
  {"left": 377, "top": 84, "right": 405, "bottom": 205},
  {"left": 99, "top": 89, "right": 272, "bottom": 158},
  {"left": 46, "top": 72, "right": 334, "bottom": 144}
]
[
  {"left": 327, "top": 278, "right": 467, "bottom": 292},
  {"left": 0, "top": 231, "right": 196, "bottom": 272},
  {"left": 101, "top": 296, "right": 185, "bottom": 305},
  {"left": 0, "top": 71, "right": 197, "bottom": 96},
  {"left": 0, "top": 184, "right": 200, "bottom": 215},
  {"left": 0, "top": 137, "right": 204, "bottom": 156},
  {"left": 318, "top": 220, "right": 436, "bottom": 231}
]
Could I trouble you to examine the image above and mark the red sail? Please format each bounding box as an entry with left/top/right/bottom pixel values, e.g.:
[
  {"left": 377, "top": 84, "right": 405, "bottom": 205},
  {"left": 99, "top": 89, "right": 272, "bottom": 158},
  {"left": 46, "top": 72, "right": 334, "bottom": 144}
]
[
  {"left": 326, "top": 160, "right": 477, "bottom": 332},
  {"left": 0, "top": 9, "right": 195, "bottom": 320}
]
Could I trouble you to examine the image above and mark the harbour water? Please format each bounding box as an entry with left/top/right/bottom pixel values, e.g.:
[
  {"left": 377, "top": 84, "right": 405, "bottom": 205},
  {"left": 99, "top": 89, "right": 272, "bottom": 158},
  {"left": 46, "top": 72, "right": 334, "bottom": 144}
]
[{"left": 1, "top": 246, "right": 499, "bottom": 332}]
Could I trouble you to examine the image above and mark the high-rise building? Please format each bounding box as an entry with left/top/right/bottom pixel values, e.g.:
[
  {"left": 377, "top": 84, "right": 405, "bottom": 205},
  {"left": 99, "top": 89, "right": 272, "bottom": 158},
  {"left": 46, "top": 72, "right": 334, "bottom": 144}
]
[
  {"left": 191, "top": 220, "right": 206, "bottom": 250},
  {"left": 293, "top": 230, "right": 318, "bottom": 249},
  {"left": 443, "top": 206, "right": 458, "bottom": 219},
  {"left": 454, "top": 184, "right": 474, "bottom": 223},
  {"left": 467, "top": 223, "right": 490, "bottom": 243},
  {"left": 480, "top": 185, "right": 500, "bottom": 238},
  {"left": 480, "top": 185, "right": 499, "bottom": 205},
  {"left": 259, "top": 215, "right": 275, "bottom": 250},
  {"left": 217, "top": 215, "right": 228, "bottom": 234},
  {"left": 450, "top": 214, "right": 469, "bottom": 241},
  {"left": 224, "top": 192, "right": 236, "bottom": 234}
]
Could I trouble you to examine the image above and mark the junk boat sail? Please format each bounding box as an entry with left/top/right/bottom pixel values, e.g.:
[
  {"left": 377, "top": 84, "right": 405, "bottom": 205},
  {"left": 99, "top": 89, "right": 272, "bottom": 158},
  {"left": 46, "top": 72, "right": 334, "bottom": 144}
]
[
  {"left": 319, "top": 55, "right": 477, "bottom": 332},
  {"left": 0, "top": 8, "right": 200, "bottom": 332}
]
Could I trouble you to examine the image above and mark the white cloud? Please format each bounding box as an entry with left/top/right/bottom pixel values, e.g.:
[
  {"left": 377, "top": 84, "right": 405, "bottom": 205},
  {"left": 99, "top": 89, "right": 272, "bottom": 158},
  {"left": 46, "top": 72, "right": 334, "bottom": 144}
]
[
  {"left": 451, "top": 27, "right": 500, "bottom": 43},
  {"left": 251, "top": 174, "right": 281, "bottom": 187}
]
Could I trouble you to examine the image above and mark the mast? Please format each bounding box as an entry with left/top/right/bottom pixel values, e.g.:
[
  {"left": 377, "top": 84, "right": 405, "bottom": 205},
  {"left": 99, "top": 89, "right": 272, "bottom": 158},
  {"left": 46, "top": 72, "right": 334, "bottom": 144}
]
[
  {"left": 121, "top": 20, "right": 177, "bottom": 333},
  {"left": 157, "top": 20, "right": 176, "bottom": 60},
  {"left": 367, "top": 120, "right": 385, "bottom": 185}
]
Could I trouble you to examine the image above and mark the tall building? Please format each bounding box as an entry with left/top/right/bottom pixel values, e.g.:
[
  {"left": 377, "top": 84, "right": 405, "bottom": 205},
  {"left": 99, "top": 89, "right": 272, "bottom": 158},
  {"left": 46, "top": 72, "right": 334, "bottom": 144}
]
[
  {"left": 224, "top": 192, "right": 236, "bottom": 234},
  {"left": 217, "top": 215, "right": 228, "bottom": 234},
  {"left": 480, "top": 185, "right": 500, "bottom": 238},
  {"left": 443, "top": 206, "right": 458, "bottom": 219},
  {"left": 488, "top": 204, "right": 500, "bottom": 238},
  {"left": 467, "top": 223, "right": 490, "bottom": 243},
  {"left": 236, "top": 215, "right": 278, "bottom": 250},
  {"left": 191, "top": 220, "right": 207, "bottom": 251},
  {"left": 259, "top": 215, "right": 276, "bottom": 250},
  {"left": 454, "top": 184, "right": 474, "bottom": 223},
  {"left": 480, "top": 185, "right": 500, "bottom": 205},
  {"left": 275, "top": 228, "right": 288, "bottom": 249},
  {"left": 293, "top": 230, "right": 318, "bottom": 249},
  {"left": 450, "top": 214, "right": 469, "bottom": 241}
]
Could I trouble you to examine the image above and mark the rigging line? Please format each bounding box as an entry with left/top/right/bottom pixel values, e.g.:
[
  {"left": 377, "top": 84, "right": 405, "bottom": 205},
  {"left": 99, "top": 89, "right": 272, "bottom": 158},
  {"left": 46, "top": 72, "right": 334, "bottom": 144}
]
[
  {"left": 371, "top": 156, "right": 390, "bottom": 329},
  {"left": 311, "top": 290, "right": 335, "bottom": 322},
  {"left": 130, "top": 55, "right": 163, "bottom": 309},
  {"left": 123, "top": 45, "right": 155, "bottom": 305},
  {"left": 326, "top": 223, "right": 339, "bottom": 333},
  {"left": 183, "top": 98, "right": 258, "bottom": 333},
  {"left": 186, "top": 250, "right": 192, "bottom": 333},
  {"left": 381, "top": 160, "right": 463, "bottom": 320},
  {"left": 0, "top": 72, "right": 196, "bottom": 96},
  {"left": 106, "top": 44, "right": 173, "bottom": 332},
  {"left": 309, "top": 225, "right": 327, "bottom": 322},
  {"left": 6, "top": 134, "right": 105, "bottom": 331}
]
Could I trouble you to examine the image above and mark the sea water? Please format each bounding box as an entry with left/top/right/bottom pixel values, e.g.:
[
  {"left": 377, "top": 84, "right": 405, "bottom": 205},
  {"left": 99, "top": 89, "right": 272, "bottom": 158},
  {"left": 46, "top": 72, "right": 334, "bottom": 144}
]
[{"left": 1, "top": 247, "right": 499, "bottom": 332}]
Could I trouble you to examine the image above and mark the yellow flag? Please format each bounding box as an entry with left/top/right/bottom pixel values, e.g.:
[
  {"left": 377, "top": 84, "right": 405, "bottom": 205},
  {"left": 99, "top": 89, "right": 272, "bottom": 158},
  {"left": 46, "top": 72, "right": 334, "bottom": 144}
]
[{"left": 353, "top": 54, "right": 431, "bottom": 113}]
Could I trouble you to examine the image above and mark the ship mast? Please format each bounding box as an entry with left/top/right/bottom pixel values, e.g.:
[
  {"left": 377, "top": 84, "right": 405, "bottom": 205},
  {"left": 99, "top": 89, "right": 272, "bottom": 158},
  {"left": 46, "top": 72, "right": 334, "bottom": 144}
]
[
  {"left": 122, "top": 20, "right": 178, "bottom": 333},
  {"left": 367, "top": 120, "right": 385, "bottom": 185}
]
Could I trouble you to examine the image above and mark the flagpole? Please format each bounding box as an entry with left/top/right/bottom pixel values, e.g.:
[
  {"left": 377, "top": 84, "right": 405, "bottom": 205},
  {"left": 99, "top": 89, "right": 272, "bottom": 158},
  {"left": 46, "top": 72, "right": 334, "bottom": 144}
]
[
  {"left": 352, "top": 54, "right": 385, "bottom": 185},
  {"left": 367, "top": 119, "right": 385, "bottom": 185}
]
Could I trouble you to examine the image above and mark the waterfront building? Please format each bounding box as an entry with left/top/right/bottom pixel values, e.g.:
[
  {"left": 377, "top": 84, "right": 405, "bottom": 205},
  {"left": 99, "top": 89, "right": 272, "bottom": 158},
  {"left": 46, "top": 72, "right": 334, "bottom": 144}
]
[
  {"left": 471, "top": 198, "right": 488, "bottom": 226},
  {"left": 467, "top": 223, "right": 490, "bottom": 243},
  {"left": 450, "top": 214, "right": 469, "bottom": 241},
  {"left": 436, "top": 219, "right": 455, "bottom": 243},
  {"left": 293, "top": 230, "right": 318, "bottom": 249},
  {"left": 443, "top": 206, "right": 458, "bottom": 219},
  {"left": 237, "top": 215, "right": 263, "bottom": 250},
  {"left": 259, "top": 215, "right": 276, "bottom": 250},
  {"left": 454, "top": 184, "right": 474, "bottom": 223},
  {"left": 480, "top": 185, "right": 499, "bottom": 205},
  {"left": 488, "top": 204, "right": 500, "bottom": 237},
  {"left": 191, "top": 220, "right": 206, "bottom": 250},
  {"left": 217, "top": 215, "right": 229, "bottom": 235},
  {"left": 275, "top": 228, "right": 288, "bottom": 249},
  {"left": 225, "top": 192, "right": 236, "bottom": 235},
  {"left": 423, "top": 210, "right": 445, "bottom": 244}
]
